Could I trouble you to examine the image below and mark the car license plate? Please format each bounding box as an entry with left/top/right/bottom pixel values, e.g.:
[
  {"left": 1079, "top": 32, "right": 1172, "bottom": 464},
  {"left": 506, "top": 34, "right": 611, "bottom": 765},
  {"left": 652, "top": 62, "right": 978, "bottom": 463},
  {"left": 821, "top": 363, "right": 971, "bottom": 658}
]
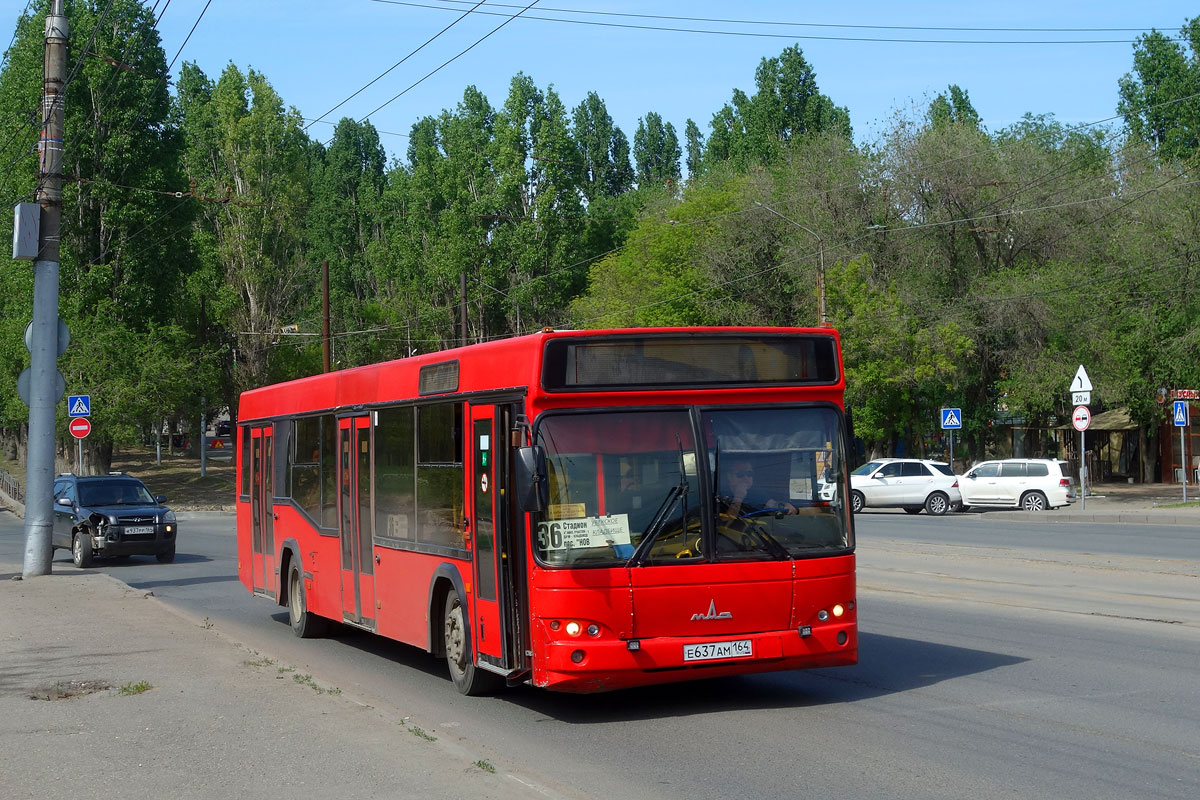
[
  {"left": 682, "top": 639, "right": 752, "bottom": 662},
  {"left": 125, "top": 526, "right": 154, "bottom": 535}
]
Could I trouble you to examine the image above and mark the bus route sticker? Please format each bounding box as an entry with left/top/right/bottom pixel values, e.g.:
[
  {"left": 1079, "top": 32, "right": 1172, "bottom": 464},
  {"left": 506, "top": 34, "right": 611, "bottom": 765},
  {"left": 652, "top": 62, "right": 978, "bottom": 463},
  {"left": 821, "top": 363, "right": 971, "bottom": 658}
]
[{"left": 538, "top": 514, "right": 632, "bottom": 550}]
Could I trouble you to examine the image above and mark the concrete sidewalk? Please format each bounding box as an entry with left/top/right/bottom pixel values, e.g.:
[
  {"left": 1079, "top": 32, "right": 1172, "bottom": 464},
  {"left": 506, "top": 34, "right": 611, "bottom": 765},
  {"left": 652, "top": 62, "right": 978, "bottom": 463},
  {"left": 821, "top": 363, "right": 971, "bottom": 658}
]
[
  {"left": 965, "top": 481, "right": 1200, "bottom": 525},
  {"left": 0, "top": 553, "right": 571, "bottom": 800}
]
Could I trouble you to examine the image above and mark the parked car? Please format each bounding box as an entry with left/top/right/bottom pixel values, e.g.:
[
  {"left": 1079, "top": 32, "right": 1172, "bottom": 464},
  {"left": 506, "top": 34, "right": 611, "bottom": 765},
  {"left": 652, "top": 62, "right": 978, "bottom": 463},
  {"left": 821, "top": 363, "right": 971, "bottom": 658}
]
[
  {"left": 849, "top": 458, "right": 961, "bottom": 515},
  {"left": 956, "top": 458, "right": 1076, "bottom": 511},
  {"left": 51, "top": 473, "right": 178, "bottom": 567}
]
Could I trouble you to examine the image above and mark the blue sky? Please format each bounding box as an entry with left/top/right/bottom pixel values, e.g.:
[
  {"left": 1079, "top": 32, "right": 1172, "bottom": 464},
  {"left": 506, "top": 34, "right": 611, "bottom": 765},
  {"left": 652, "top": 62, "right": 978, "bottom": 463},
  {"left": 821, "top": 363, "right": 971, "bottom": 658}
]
[{"left": 6, "top": 1, "right": 1198, "bottom": 161}]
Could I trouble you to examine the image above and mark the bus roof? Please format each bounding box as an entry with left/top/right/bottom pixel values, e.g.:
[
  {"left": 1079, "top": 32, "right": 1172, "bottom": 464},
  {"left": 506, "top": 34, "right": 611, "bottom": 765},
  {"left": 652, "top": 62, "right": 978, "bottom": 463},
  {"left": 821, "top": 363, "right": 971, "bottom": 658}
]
[{"left": 237, "top": 326, "right": 842, "bottom": 422}]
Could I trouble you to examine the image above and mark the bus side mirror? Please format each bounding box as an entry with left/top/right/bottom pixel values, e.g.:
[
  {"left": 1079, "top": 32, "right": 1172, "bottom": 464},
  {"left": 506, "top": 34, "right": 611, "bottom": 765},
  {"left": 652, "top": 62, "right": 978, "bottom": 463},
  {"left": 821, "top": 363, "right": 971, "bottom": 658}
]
[{"left": 514, "top": 445, "right": 548, "bottom": 513}]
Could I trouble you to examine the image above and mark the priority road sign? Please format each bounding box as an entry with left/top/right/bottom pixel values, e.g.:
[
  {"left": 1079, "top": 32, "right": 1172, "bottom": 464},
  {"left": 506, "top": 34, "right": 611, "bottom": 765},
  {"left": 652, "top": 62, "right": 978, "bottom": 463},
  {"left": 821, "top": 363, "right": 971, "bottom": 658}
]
[
  {"left": 940, "top": 408, "right": 962, "bottom": 429},
  {"left": 69, "top": 417, "right": 91, "bottom": 439},
  {"left": 1071, "top": 406, "right": 1091, "bottom": 432},
  {"left": 67, "top": 394, "right": 91, "bottom": 417},
  {"left": 1174, "top": 400, "right": 1189, "bottom": 427}
]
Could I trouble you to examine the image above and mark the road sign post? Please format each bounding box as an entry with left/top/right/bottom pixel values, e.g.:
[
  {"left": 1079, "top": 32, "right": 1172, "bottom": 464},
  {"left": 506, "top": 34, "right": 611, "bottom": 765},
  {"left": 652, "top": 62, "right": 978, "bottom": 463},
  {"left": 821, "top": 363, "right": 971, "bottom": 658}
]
[
  {"left": 1174, "top": 400, "right": 1189, "bottom": 504},
  {"left": 940, "top": 408, "right": 962, "bottom": 471},
  {"left": 69, "top": 416, "right": 91, "bottom": 474},
  {"left": 1070, "top": 367, "right": 1093, "bottom": 510}
]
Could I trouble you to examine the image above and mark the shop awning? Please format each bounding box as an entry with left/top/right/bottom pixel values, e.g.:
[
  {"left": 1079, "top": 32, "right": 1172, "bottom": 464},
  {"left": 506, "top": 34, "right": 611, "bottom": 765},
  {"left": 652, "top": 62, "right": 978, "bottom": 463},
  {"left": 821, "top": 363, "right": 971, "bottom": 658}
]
[{"left": 1058, "top": 407, "right": 1138, "bottom": 431}]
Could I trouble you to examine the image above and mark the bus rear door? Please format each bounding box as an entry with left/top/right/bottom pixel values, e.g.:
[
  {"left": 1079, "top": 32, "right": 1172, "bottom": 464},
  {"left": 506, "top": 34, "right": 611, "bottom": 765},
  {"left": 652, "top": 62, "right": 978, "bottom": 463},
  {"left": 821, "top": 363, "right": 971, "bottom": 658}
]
[
  {"left": 338, "top": 415, "right": 376, "bottom": 629},
  {"left": 248, "top": 425, "right": 274, "bottom": 597}
]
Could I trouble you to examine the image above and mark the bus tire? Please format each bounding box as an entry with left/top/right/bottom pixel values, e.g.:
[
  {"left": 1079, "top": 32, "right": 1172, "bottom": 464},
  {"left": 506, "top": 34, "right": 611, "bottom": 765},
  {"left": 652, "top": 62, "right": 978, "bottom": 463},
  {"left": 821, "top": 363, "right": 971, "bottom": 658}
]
[
  {"left": 443, "top": 588, "right": 500, "bottom": 696},
  {"left": 288, "top": 562, "right": 326, "bottom": 639}
]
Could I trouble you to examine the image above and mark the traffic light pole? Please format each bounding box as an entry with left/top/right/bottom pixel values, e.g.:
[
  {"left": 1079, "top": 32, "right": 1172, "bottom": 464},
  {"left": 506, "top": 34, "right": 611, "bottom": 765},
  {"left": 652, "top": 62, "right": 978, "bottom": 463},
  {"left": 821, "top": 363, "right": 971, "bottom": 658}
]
[{"left": 22, "top": 1, "right": 67, "bottom": 578}]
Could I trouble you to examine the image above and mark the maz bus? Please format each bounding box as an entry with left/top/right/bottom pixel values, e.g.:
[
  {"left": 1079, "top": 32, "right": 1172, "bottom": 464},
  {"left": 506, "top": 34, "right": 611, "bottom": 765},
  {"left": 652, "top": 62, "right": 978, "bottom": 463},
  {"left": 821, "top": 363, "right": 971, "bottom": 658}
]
[{"left": 236, "top": 327, "right": 857, "bottom": 694}]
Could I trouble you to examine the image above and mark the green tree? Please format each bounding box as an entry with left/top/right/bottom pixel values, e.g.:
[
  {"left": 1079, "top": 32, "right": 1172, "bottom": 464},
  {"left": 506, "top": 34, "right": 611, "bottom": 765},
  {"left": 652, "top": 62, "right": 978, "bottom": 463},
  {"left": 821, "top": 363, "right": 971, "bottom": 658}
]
[
  {"left": 307, "top": 117, "right": 387, "bottom": 367},
  {"left": 176, "top": 63, "right": 314, "bottom": 396},
  {"left": 0, "top": 0, "right": 212, "bottom": 471},
  {"left": 632, "top": 111, "right": 681, "bottom": 188},
  {"left": 1118, "top": 17, "right": 1200, "bottom": 161},
  {"left": 684, "top": 118, "right": 704, "bottom": 179},
  {"left": 929, "top": 85, "right": 981, "bottom": 130},
  {"left": 704, "top": 45, "right": 850, "bottom": 170},
  {"left": 571, "top": 91, "right": 631, "bottom": 201}
]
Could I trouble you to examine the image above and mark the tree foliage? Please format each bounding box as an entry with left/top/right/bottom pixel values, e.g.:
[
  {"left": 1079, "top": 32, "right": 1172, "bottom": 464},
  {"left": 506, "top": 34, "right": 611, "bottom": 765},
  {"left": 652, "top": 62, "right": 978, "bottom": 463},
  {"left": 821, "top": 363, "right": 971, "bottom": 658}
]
[
  {"left": 1118, "top": 16, "right": 1200, "bottom": 161},
  {"left": 0, "top": 13, "right": 1197, "bottom": 479}
]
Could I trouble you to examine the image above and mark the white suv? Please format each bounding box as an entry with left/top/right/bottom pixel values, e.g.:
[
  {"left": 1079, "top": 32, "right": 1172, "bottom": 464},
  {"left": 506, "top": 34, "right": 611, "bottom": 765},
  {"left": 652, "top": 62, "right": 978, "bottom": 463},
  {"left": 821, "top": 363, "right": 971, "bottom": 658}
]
[
  {"left": 957, "top": 458, "right": 1076, "bottom": 511},
  {"left": 850, "top": 458, "right": 961, "bottom": 516}
]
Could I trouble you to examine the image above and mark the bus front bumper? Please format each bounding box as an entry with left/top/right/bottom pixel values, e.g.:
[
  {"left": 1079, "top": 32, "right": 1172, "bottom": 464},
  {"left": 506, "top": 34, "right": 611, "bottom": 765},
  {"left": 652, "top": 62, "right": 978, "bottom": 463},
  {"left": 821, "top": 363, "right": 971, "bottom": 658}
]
[{"left": 532, "top": 622, "right": 858, "bottom": 693}]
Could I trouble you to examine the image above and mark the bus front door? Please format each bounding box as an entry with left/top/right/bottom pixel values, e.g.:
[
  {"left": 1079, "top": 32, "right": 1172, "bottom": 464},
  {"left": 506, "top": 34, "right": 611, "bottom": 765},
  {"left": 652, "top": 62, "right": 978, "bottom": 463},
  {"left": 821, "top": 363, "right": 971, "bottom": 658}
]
[
  {"left": 248, "top": 425, "right": 274, "bottom": 596},
  {"left": 338, "top": 415, "right": 376, "bottom": 629},
  {"left": 468, "top": 403, "right": 522, "bottom": 675}
]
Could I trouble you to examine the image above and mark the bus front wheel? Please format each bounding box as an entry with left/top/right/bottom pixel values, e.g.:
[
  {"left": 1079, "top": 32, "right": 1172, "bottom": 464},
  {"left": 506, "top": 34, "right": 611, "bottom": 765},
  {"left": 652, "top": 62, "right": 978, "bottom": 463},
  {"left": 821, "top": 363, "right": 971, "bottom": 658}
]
[{"left": 443, "top": 588, "right": 500, "bottom": 696}]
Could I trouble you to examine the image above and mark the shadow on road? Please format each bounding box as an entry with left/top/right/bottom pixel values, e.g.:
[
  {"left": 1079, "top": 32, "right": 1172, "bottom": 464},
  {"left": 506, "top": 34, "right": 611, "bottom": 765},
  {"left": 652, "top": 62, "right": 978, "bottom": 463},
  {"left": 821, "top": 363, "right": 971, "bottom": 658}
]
[
  {"left": 255, "top": 610, "right": 1028, "bottom": 722},
  {"left": 504, "top": 631, "right": 1026, "bottom": 722},
  {"left": 267, "top": 611, "right": 451, "bottom": 681},
  {"left": 124, "top": 573, "right": 239, "bottom": 590}
]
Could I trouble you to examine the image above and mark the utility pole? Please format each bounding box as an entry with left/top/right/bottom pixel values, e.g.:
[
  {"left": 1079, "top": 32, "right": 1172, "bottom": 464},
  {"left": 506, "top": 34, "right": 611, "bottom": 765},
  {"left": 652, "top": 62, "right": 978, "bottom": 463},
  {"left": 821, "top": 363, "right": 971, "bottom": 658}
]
[
  {"left": 459, "top": 272, "right": 467, "bottom": 347},
  {"left": 753, "top": 201, "right": 827, "bottom": 326},
  {"left": 22, "top": 0, "right": 67, "bottom": 578},
  {"left": 322, "top": 260, "right": 330, "bottom": 372}
]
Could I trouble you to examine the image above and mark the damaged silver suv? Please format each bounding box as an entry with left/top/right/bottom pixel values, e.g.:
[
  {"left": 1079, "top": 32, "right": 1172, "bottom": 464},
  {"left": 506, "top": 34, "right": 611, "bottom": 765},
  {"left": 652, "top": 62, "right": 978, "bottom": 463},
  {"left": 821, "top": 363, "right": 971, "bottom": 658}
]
[{"left": 51, "top": 473, "right": 178, "bottom": 567}]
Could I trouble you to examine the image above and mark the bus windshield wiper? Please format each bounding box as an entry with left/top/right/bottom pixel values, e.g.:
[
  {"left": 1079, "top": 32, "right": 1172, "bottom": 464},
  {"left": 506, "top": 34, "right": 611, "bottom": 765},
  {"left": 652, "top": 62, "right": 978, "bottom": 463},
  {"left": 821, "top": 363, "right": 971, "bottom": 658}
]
[
  {"left": 628, "top": 438, "right": 692, "bottom": 566},
  {"left": 626, "top": 485, "right": 683, "bottom": 566}
]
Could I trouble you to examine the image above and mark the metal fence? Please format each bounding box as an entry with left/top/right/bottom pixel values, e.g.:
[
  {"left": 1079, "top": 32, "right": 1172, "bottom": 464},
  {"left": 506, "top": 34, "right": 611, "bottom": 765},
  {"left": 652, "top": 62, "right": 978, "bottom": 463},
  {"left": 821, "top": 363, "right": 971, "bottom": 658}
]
[{"left": 1, "top": 468, "right": 25, "bottom": 504}]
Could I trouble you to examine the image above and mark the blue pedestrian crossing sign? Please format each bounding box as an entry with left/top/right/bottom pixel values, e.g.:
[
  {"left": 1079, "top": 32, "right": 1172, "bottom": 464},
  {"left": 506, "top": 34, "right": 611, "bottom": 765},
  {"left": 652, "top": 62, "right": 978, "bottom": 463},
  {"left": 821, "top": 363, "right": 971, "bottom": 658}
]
[
  {"left": 1173, "top": 400, "right": 1189, "bottom": 427},
  {"left": 941, "top": 408, "right": 962, "bottom": 429},
  {"left": 67, "top": 394, "right": 91, "bottom": 417}
]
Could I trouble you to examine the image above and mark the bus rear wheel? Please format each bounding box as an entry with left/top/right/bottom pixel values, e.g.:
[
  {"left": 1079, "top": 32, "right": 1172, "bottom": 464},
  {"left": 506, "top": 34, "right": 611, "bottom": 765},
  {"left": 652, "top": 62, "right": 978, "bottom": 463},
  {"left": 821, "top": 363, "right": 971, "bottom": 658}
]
[
  {"left": 288, "top": 562, "right": 327, "bottom": 639},
  {"left": 443, "top": 588, "right": 500, "bottom": 696}
]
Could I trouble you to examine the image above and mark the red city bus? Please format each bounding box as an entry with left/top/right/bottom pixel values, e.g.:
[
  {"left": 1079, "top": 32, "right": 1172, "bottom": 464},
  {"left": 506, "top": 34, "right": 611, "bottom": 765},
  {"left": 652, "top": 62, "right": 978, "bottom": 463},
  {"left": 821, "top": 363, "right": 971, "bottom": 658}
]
[{"left": 236, "top": 327, "right": 857, "bottom": 694}]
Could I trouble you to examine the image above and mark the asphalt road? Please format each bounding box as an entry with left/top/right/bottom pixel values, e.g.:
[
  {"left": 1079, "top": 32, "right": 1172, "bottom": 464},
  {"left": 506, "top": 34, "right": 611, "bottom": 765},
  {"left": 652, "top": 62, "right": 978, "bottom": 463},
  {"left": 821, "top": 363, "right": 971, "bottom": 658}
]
[{"left": 18, "top": 511, "right": 1200, "bottom": 800}]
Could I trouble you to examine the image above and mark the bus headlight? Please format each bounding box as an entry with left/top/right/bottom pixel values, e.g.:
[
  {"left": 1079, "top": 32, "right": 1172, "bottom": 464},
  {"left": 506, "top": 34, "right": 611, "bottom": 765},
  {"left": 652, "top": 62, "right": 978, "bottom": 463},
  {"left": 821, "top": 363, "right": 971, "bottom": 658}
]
[
  {"left": 832, "top": 604, "right": 844, "bottom": 618},
  {"left": 564, "top": 621, "right": 582, "bottom": 637}
]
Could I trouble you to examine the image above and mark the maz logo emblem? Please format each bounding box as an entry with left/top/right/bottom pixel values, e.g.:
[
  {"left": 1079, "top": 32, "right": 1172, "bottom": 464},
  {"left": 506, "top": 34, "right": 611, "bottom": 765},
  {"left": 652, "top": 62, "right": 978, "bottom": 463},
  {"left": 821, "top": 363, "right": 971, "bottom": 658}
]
[{"left": 691, "top": 600, "right": 733, "bottom": 621}]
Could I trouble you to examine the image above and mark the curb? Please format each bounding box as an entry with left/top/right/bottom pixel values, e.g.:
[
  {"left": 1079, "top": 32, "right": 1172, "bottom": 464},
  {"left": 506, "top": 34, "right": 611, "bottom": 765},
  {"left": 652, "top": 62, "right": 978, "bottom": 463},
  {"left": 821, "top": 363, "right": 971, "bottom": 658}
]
[
  {"left": 965, "top": 509, "right": 1200, "bottom": 526},
  {"left": 175, "top": 509, "right": 235, "bottom": 521}
]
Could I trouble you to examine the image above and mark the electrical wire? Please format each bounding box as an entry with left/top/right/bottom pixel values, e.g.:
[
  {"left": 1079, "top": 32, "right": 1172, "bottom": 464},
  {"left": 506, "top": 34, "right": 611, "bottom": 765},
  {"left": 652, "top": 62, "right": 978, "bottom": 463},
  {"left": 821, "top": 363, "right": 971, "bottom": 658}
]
[
  {"left": 369, "top": 1, "right": 1187, "bottom": 45},
  {"left": 304, "top": 0, "right": 487, "bottom": 132},
  {"left": 350, "top": 0, "right": 542, "bottom": 128},
  {"left": 416, "top": 0, "right": 1180, "bottom": 35}
]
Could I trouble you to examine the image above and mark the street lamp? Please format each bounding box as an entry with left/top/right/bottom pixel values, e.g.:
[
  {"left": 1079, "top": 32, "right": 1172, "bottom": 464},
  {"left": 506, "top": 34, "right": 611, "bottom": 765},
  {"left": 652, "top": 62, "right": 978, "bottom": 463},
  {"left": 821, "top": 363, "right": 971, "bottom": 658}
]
[{"left": 754, "top": 201, "right": 827, "bottom": 326}]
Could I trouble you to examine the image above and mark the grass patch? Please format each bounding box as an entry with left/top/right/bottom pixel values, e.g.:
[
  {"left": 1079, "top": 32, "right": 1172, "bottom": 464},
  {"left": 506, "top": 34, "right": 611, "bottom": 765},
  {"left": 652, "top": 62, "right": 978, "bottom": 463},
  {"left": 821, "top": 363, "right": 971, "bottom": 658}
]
[
  {"left": 408, "top": 726, "right": 437, "bottom": 742},
  {"left": 474, "top": 759, "right": 496, "bottom": 773},
  {"left": 243, "top": 656, "right": 275, "bottom": 668},
  {"left": 118, "top": 680, "right": 153, "bottom": 696},
  {"left": 291, "top": 672, "right": 341, "bottom": 694}
]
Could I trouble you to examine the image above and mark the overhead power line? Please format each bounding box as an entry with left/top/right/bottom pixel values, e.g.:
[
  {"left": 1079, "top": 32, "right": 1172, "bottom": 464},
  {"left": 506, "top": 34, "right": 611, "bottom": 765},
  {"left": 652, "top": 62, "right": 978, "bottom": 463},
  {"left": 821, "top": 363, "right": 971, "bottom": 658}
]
[
  {"left": 304, "top": 0, "right": 488, "bottom": 132},
  {"left": 369, "top": 1, "right": 1185, "bottom": 45},
  {"left": 348, "top": 0, "right": 543, "bottom": 131},
  {"left": 417, "top": 0, "right": 1179, "bottom": 34}
]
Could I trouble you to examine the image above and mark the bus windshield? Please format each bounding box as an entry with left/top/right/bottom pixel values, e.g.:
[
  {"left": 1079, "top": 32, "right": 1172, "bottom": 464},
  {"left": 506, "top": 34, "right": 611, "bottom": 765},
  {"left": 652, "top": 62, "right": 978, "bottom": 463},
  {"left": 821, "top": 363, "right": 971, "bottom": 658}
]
[{"left": 532, "top": 406, "right": 850, "bottom": 567}]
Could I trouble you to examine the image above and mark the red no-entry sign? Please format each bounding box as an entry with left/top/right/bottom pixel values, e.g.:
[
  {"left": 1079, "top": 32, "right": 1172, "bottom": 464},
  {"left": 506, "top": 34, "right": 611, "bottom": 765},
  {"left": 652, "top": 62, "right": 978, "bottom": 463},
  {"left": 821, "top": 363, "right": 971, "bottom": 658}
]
[{"left": 69, "top": 417, "right": 91, "bottom": 439}]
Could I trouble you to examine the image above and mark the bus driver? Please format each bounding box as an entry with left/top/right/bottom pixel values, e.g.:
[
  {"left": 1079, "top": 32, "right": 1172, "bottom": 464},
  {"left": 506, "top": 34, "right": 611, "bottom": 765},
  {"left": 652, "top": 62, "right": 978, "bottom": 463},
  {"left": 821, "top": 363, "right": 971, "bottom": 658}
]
[{"left": 721, "top": 458, "right": 797, "bottom": 519}]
